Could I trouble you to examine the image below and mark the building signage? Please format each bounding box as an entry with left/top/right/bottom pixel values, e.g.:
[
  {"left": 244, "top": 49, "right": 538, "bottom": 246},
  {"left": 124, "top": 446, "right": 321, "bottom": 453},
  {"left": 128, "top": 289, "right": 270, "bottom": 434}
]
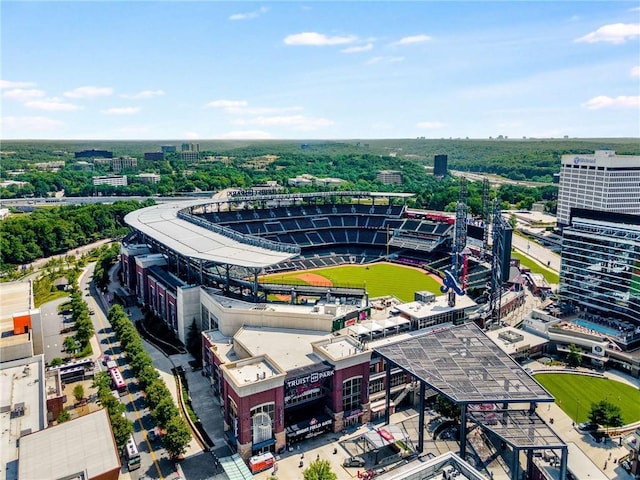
[
  {"left": 286, "top": 418, "right": 333, "bottom": 438},
  {"left": 285, "top": 369, "right": 334, "bottom": 389},
  {"left": 284, "top": 368, "right": 334, "bottom": 405},
  {"left": 573, "top": 157, "right": 596, "bottom": 165}
]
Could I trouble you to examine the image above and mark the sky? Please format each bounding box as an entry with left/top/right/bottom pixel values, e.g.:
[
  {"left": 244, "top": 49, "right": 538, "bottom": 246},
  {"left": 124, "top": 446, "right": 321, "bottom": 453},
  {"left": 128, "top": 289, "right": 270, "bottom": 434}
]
[{"left": 1, "top": 1, "right": 639, "bottom": 140}]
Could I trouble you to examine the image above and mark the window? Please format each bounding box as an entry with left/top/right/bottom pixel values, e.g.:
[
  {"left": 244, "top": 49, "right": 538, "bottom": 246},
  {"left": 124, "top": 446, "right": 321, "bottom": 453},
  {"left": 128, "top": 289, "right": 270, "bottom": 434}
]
[
  {"left": 251, "top": 403, "right": 275, "bottom": 444},
  {"left": 342, "top": 376, "right": 362, "bottom": 412}
]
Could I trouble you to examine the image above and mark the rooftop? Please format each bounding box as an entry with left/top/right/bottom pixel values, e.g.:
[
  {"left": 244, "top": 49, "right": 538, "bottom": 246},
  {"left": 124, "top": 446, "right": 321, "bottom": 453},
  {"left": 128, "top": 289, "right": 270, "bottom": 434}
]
[
  {"left": 234, "top": 326, "right": 329, "bottom": 372},
  {"left": 374, "top": 323, "right": 554, "bottom": 404},
  {"left": 222, "top": 355, "right": 285, "bottom": 388},
  {"left": 394, "top": 294, "right": 477, "bottom": 320},
  {"left": 1, "top": 356, "right": 47, "bottom": 480},
  {"left": 125, "top": 201, "right": 298, "bottom": 268},
  {"left": 485, "top": 327, "right": 550, "bottom": 356},
  {"left": 0, "top": 282, "right": 31, "bottom": 326},
  {"left": 18, "top": 408, "right": 120, "bottom": 480}
]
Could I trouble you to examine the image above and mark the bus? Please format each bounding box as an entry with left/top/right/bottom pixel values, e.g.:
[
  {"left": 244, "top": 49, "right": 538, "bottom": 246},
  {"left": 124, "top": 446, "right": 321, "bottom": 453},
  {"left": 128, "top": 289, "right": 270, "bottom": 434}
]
[
  {"left": 108, "top": 364, "right": 127, "bottom": 396},
  {"left": 124, "top": 434, "right": 141, "bottom": 471}
]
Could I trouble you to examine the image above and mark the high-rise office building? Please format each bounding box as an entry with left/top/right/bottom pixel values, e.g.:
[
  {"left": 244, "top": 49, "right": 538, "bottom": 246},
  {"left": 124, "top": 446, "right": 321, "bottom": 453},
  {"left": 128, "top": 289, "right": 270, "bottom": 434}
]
[
  {"left": 434, "top": 154, "right": 448, "bottom": 176},
  {"left": 559, "top": 209, "right": 640, "bottom": 324},
  {"left": 557, "top": 150, "right": 640, "bottom": 227}
]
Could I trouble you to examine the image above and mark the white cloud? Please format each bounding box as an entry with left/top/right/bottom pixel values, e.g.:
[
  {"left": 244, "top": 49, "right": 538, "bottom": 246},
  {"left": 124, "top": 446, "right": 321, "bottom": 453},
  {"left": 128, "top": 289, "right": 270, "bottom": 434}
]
[
  {"left": 631, "top": 66, "right": 640, "bottom": 78},
  {"left": 0, "top": 80, "right": 36, "bottom": 89},
  {"left": 416, "top": 121, "right": 447, "bottom": 129},
  {"left": 238, "top": 115, "right": 334, "bottom": 131},
  {"left": 582, "top": 95, "right": 640, "bottom": 109},
  {"left": 219, "top": 130, "right": 273, "bottom": 139},
  {"left": 229, "top": 6, "right": 268, "bottom": 21},
  {"left": 64, "top": 86, "right": 113, "bottom": 98},
  {"left": 184, "top": 132, "right": 201, "bottom": 140},
  {"left": 101, "top": 107, "right": 141, "bottom": 115},
  {"left": 341, "top": 43, "right": 374, "bottom": 54},
  {"left": 392, "top": 34, "right": 432, "bottom": 46},
  {"left": 366, "top": 56, "right": 404, "bottom": 65},
  {"left": 284, "top": 32, "right": 357, "bottom": 46},
  {"left": 206, "top": 99, "right": 248, "bottom": 109},
  {"left": 1, "top": 115, "right": 64, "bottom": 131},
  {"left": 25, "top": 99, "right": 82, "bottom": 111},
  {"left": 575, "top": 23, "right": 640, "bottom": 44},
  {"left": 119, "top": 89, "right": 165, "bottom": 99},
  {"left": 3, "top": 89, "right": 46, "bottom": 101}
]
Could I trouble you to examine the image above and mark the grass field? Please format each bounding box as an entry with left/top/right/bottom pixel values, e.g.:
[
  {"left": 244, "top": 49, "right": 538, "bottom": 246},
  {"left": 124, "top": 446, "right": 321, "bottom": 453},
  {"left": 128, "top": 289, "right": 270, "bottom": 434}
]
[
  {"left": 511, "top": 251, "right": 560, "bottom": 285},
  {"left": 261, "top": 263, "right": 443, "bottom": 302},
  {"left": 535, "top": 373, "right": 640, "bottom": 424}
]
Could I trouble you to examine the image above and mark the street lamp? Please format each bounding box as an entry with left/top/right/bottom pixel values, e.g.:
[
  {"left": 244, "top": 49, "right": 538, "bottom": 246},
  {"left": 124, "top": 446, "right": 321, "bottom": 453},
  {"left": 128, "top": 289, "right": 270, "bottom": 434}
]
[{"left": 575, "top": 399, "right": 581, "bottom": 423}]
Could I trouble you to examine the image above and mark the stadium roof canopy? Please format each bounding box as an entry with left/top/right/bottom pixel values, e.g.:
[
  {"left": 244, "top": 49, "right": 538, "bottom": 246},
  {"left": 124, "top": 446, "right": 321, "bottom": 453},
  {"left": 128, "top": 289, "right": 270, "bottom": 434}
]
[
  {"left": 374, "top": 323, "right": 554, "bottom": 404},
  {"left": 125, "top": 201, "right": 299, "bottom": 268}
]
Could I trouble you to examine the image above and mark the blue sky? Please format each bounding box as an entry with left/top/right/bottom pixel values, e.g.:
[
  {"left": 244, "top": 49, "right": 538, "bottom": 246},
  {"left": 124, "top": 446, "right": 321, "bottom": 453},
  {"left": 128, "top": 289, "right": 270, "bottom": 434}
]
[{"left": 1, "top": 1, "right": 639, "bottom": 140}]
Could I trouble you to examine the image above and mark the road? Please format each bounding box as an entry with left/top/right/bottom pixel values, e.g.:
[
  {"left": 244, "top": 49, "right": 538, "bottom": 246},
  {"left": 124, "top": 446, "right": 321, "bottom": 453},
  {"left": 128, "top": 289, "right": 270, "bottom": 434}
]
[
  {"left": 511, "top": 231, "right": 561, "bottom": 274},
  {"left": 80, "top": 265, "right": 178, "bottom": 480},
  {"left": 450, "top": 170, "right": 555, "bottom": 188}
]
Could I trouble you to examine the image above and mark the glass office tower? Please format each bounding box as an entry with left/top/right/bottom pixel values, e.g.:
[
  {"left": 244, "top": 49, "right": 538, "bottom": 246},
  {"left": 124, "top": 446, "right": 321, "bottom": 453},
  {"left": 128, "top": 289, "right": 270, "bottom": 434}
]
[{"left": 559, "top": 209, "right": 640, "bottom": 324}]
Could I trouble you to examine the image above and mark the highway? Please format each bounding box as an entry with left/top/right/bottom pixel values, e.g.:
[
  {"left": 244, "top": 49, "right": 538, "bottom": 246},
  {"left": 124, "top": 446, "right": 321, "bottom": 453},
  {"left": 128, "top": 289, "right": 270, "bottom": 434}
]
[{"left": 0, "top": 194, "right": 210, "bottom": 208}]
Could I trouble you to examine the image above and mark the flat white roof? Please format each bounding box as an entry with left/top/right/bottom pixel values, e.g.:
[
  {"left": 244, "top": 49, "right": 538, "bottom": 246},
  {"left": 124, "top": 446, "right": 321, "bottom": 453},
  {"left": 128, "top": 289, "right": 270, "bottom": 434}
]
[
  {"left": 485, "top": 326, "right": 549, "bottom": 354},
  {"left": 395, "top": 294, "right": 476, "bottom": 319},
  {"left": 0, "top": 282, "right": 31, "bottom": 327},
  {"left": 235, "top": 326, "right": 329, "bottom": 371},
  {"left": 1, "top": 356, "right": 46, "bottom": 480},
  {"left": 125, "top": 201, "right": 297, "bottom": 268},
  {"left": 18, "top": 408, "right": 120, "bottom": 480},
  {"left": 224, "top": 356, "right": 281, "bottom": 385}
]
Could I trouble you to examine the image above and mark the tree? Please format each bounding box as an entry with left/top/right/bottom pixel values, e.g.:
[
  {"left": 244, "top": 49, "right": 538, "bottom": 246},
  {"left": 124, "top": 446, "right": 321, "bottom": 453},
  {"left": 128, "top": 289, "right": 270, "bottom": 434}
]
[
  {"left": 63, "top": 336, "right": 79, "bottom": 354},
  {"left": 588, "top": 400, "right": 624, "bottom": 436},
  {"left": 50, "top": 357, "right": 63, "bottom": 367},
  {"left": 567, "top": 344, "right": 582, "bottom": 367},
  {"left": 303, "top": 459, "right": 337, "bottom": 480},
  {"left": 162, "top": 416, "right": 191, "bottom": 460},
  {"left": 434, "top": 395, "right": 461, "bottom": 421},
  {"left": 73, "top": 384, "right": 85, "bottom": 403},
  {"left": 152, "top": 397, "right": 179, "bottom": 429},
  {"left": 110, "top": 412, "right": 134, "bottom": 448},
  {"left": 57, "top": 410, "right": 71, "bottom": 423}
]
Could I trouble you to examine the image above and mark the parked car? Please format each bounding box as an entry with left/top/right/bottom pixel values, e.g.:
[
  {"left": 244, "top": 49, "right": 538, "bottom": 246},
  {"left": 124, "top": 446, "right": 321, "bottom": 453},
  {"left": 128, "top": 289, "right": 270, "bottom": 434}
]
[
  {"left": 343, "top": 456, "right": 365, "bottom": 468},
  {"left": 148, "top": 429, "right": 156, "bottom": 442},
  {"left": 89, "top": 309, "right": 95, "bottom": 315}
]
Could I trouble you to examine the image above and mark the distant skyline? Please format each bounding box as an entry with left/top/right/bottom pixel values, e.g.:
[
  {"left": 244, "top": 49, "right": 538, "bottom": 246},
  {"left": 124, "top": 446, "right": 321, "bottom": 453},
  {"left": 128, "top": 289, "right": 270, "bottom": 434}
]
[{"left": 1, "top": 1, "right": 639, "bottom": 140}]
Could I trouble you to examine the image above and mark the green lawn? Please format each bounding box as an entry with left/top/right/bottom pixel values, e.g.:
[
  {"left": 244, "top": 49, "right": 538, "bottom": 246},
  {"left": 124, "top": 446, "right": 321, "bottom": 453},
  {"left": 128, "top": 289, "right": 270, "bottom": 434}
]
[
  {"left": 535, "top": 373, "right": 640, "bottom": 424},
  {"left": 262, "top": 263, "right": 443, "bottom": 302},
  {"left": 511, "top": 251, "right": 560, "bottom": 285}
]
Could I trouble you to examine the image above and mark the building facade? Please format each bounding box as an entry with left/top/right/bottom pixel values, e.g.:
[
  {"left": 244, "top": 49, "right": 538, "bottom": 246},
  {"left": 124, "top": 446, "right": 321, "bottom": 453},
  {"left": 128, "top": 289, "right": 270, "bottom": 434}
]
[
  {"left": 377, "top": 170, "right": 403, "bottom": 185},
  {"left": 557, "top": 150, "right": 640, "bottom": 227},
  {"left": 559, "top": 209, "right": 640, "bottom": 325},
  {"left": 92, "top": 175, "right": 128, "bottom": 187},
  {"left": 434, "top": 154, "right": 448, "bottom": 176}
]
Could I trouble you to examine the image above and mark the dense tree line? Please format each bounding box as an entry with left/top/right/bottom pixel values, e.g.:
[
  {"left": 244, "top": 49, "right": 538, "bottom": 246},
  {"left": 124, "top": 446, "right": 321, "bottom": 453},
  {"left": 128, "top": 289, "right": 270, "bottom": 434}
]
[
  {"left": 0, "top": 200, "right": 153, "bottom": 268},
  {"left": 107, "top": 305, "right": 191, "bottom": 459}
]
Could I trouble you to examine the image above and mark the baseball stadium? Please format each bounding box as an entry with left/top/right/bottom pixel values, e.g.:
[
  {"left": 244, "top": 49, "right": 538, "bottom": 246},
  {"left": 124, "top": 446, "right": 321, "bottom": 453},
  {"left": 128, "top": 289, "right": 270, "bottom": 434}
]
[{"left": 121, "top": 190, "right": 567, "bottom": 479}]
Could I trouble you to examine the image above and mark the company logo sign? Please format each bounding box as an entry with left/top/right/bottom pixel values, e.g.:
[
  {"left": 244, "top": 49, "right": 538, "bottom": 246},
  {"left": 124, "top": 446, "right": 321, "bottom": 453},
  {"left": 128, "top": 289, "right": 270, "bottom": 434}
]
[
  {"left": 285, "top": 369, "right": 334, "bottom": 389},
  {"left": 573, "top": 157, "right": 596, "bottom": 165}
]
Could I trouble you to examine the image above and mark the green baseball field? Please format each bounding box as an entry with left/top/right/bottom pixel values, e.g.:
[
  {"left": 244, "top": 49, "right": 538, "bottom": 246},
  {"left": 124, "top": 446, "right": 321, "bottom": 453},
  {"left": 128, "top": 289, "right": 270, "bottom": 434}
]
[
  {"left": 260, "top": 262, "right": 443, "bottom": 303},
  {"left": 535, "top": 373, "right": 640, "bottom": 424}
]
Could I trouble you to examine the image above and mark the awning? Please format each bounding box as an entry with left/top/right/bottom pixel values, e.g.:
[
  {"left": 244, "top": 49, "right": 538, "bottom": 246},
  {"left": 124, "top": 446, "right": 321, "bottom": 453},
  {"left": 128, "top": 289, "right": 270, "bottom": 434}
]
[{"left": 252, "top": 438, "right": 276, "bottom": 451}]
